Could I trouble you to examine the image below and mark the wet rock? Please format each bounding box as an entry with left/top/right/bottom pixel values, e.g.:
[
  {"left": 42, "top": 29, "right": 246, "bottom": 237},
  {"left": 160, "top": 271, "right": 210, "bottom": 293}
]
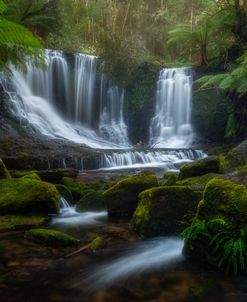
[
  {"left": 0, "top": 178, "right": 60, "bottom": 214},
  {"left": 0, "top": 215, "right": 48, "bottom": 232},
  {"left": 76, "top": 190, "right": 105, "bottom": 212},
  {"left": 103, "top": 172, "right": 158, "bottom": 217},
  {"left": 176, "top": 173, "right": 220, "bottom": 191},
  {"left": 180, "top": 156, "right": 220, "bottom": 179},
  {"left": 25, "top": 228, "right": 80, "bottom": 247},
  {"left": 131, "top": 186, "right": 202, "bottom": 237}
]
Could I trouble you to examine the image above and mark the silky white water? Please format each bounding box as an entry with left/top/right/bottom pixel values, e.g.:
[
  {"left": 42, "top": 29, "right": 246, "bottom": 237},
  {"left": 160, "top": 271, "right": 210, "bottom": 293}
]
[
  {"left": 89, "top": 237, "right": 184, "bottom": 286},
  {"left": 149, "top": 68, "right": 194, "bottom": 148},
  {"left": 0, "top": 50, "right": 130, "bottom": 149}
]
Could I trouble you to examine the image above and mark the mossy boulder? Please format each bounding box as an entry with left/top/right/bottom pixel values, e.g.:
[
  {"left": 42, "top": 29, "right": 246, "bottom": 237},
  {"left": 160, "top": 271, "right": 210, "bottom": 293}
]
[
  {"left": 0, "top": 158, "right": 11, "bottom": 179},
  {"left": 176, "top": 173, "right": 220, "bottom": 191},
  {"left": 0, "top": 178, "right": 60, "bottom": 214},
  {"left": 76, "top": 190, "right": 105, "bottom": 212},
  {"left": 180, "top": 156, "right": 220, "bottom": 180},
  {"left": 198, "top": 178, "right": 247, "bottom": 226},
  {"left": 55, "top": 184, "right": 73, "bottom": 204},
  {"left": 22, "top": 172, "right": 41, "bottom": 181},
  {"left": 0, "top": 215, "right": 48, "bottom": 232},
  {"left": 131, "top": 186, "right": 202, "bottom": 237},
  {"left": 163, "top": 171, "right": 179, "bottom": 185},
  {"left": 61, "top": 177, "right": 85, "bottom": 202},
  {"left": 103, "top": 172, "right": 158, "bottom": 217},
  {"left": 25, "top": 228, "right": 80, "bottom": 247},
  {"left": 183, "top": 178, "right": 247, "bottom": 271}
]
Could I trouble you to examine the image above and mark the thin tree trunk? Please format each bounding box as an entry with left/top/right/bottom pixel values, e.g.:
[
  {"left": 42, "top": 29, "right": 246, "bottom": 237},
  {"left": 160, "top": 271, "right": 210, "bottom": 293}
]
[
  {"left": 243, "top": 0, "right": 247, "bottom": 14},
  {"left": 111, "top": 0, "right": 117, "bottom": 36},
  {"left": 121, "top": 0, "right": 132, "bottom": 35}
]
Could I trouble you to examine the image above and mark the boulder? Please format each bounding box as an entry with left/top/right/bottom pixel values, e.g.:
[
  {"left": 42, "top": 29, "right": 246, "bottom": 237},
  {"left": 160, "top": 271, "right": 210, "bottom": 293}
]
[
  {"left": 225, "top": 140, "right": 247, "bottom": 168},
  {"left": 0, "top": 215, "right": 48, "bottom": 232},
  {"left": 198, "top": 178, "right": 247, "bottom": 226},
  {"left": 180, "top": 156, "right": 220, "bottom": 179},
  {"left": 0, "top": 158, "right": 11, "bottom": 179},
  {"left": 25, "top": 228, "right": 80, "bottom": 246},
  {"left": 0, "top": 178, "right": 60, "bottom": 214},
  {"left": 103, "top": 172, "right": 158, "bottom": 217},
  {"left": 176, "top": 173, "right": 220, "bottom": 191},
  {"left": 55, "top": 184, "right": 73, "bottom": 204},
  {"left": 76, "top": 190, "right": 105, "bottom": 212},
  {"left": 131, "top": 186, "right": 202, "bottom": 237}
]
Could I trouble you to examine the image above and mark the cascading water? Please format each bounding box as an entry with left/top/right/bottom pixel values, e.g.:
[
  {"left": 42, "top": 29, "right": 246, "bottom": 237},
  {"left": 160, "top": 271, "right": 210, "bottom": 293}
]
[
  {"left": 98, "top": 149, "right": 206, "bottom": 170},
  {"left": 149, "top": 68, "right": 194, "bottom": 148},
  {"left": 0, "top": 50, "right": 130, "bottom": 149}
]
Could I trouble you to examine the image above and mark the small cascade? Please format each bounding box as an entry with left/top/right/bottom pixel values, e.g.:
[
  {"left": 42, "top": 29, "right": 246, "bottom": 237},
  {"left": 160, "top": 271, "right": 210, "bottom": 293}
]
[
  {"left": 97, "top": 149, "right": 206, "bottom": 170},
  {"left": 98, "top": 75, "right": 129, "bottom": 146},
  {"left": 60, "top": 197, "right": 70, "bottom": 209},
  {"left": 149, "top": 68, "right": 194, "bottom": 148}
]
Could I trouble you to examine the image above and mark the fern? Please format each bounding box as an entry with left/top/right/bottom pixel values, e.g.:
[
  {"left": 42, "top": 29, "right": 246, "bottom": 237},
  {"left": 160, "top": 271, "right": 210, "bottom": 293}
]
[
  {"left": 210, "top": 229, "right": 247, "bottom": 274},
  {"left": 0, "top": 1, "right": 44, "bottom": 72}
]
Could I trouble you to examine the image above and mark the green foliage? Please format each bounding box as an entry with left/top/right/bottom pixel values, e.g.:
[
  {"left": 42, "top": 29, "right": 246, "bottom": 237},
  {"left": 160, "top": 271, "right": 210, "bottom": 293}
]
[
  {"left": 182, "top": 218, "right": 247, "bottom": 274},
  {"left": 0, "top": 0, "right": 44, "bottom": 72}
]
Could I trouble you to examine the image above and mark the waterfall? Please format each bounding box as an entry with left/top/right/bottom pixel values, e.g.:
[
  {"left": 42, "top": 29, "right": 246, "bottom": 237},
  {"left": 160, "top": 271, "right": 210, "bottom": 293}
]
[
  {"left": 95, "top": 149, "right": 206, "bottom": 170},
  {"left": 0, "top": 50, "right": 130, "bottom": 149},
  {"left": 149, "top": 68, "right": 194, "bottom": 148}
]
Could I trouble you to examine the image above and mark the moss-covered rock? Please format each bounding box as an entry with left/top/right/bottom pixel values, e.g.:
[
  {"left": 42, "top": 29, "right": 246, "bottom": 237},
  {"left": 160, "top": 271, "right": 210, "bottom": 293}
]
[
  {"left": 182, "top": 178, "right": 247, "bottom": 272},
  {"left": 25, "top": 228, "right": 80, "bottom": 246},
  {"left": 90, "top": 236, "right": 106, "bottom": 251},
  {"left": 0, "top": 215, "right": 48, "bottom": 232},
  {"left": 180, "top": 156, "right": 220, "bottom": 179},
  {"left": 176, "top": 173, "right": 220, "bottom": 191},
  {"left": 0, "top": 178, "right": 60, "bottom": 214},
  {"left": 163, "top": 171, "right": 179, "bottom": 185},
  {"left": 199, "top": 178, "right": 247, "bottom": 226},
  {"left": 22, "top": 172, "right": 41, "bottom": 181},
  {"left": 61, "top": 177, "right": 85, "bottom": 202},
  {"left": 103, "top": 172, "right": 158, "bottom": 217},
  {"left": 76, "top": 190, "right": 105, "bottom": 212},
  {"left": 0, "top": 158, "right": 11, "bottom": 179},
  {"left": 131, "top": 186, "right": 202, "bottom": 237},
  {"left": 55, "top": 184, "right": 73, "bottom": 204}
]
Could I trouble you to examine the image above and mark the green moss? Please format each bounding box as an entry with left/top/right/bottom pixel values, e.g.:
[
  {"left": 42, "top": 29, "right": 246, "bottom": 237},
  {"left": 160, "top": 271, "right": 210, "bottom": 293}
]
[
  {"left": 176, "top": 173, "right": 220, "bottom": 190},
  {"left": 0, "top": 178, "right": 60, "bottom": 214},
  {"left": 163, "top": 171, "right": 179, "bottom": 185},
  {"left": 76, "top": 190, "right": 105, "bottom": 212},
  {"left": 131, "top": 186, "right": 202, "bottom": 237},
  {"left": 200, "top": 178, "right": 247, "bottom": 227},
  {"left": 0, "top": 215, "right": 48, "bottom": 232},
  {"left": 55, "top": 184, "right": 73, "bottom": 204},
  {"left": 224, "top": 140, "right": 247, "bottom": 170},
  {"left": 25, "top": 228, "right": 80, "bottom": 247},
  {"left": 61, "top": 177, "right": 85, "bottom": 201},
  {"left": 22, "top": 173, "right": 41, "bottom": 181},
  {"left": 9, "top": 170, "right": 38, "bottom": 178},
  {"left": 103, "top": 172, "right": 158, "bottom": 217},
  {"left": 182, "top": 178, "right": 247, "bottom": 273},
  {"left": 0, "top": 158, "right": 11, "bottom": 179},
  {"left": 90, "top": 236, "right": 106, "bottom": 250},
  {"left": 180, "top": 156, "right": 220, "bottom": 179}
]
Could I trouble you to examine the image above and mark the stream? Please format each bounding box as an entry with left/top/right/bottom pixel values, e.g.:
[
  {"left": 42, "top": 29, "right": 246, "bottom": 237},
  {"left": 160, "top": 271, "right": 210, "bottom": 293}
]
[{"left": 1, "top": 198, "right": 246, "bottom": 302}]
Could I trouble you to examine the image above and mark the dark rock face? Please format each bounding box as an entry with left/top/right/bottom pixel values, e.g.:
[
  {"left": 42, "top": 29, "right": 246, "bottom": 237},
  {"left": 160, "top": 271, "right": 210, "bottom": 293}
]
[
  {"left": 192, "top": 69, "right": 232, "bottom": 142},
  {"left": 179, "top": 156, "right": 220, "bottom": 179},
  {"left": 226, "top": 140, "right": 247, "bottom": 167},
  {"left": 131, "top": 186, "right": 202, "bottom": 237},
  {"left": 103, "top": 172, "right": 158, "bottom": 217}
]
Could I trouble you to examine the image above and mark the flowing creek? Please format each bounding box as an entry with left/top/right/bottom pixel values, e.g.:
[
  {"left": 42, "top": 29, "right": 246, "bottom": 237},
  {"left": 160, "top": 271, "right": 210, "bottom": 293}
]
[{"left": 1, "top": 201, "right": 247, "bottom": 302}]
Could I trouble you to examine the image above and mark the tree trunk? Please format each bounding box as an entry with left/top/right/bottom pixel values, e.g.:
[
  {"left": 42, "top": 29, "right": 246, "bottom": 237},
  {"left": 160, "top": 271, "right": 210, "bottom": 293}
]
[
  {"left": 200, "top": 44, "right": 208, "bottom": 65},
  {"left": 121, "top": 0, "right": 132, "bottom": 35},
  {"left": 243, "top": 0, "right": 247, "bottom": 14}
]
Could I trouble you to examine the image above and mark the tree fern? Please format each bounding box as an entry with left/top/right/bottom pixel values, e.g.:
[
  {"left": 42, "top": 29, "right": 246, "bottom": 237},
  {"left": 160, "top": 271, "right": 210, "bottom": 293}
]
[{"left": 0, "top": 0, "right": 44, "bottom": 72}]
